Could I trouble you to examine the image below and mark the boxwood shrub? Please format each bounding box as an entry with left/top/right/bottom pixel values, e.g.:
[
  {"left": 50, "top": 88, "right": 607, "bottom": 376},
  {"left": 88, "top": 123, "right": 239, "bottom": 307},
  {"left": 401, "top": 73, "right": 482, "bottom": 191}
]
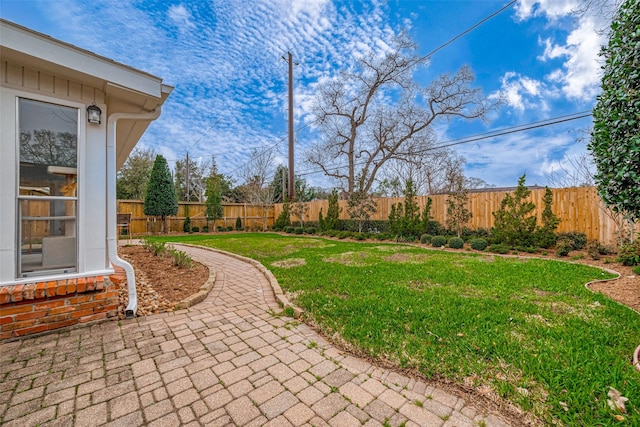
[
  {"left": 420, "top": 234, "right": 432, "bottom": 244},
  {"left": 469, "top": 238, "right": 488, "bottom": 251},
  {"left": 489, "top": 243, "right": 510, "bottom": 254},
  {"left": 448, "top": 237, "right": 464, "bottom": 249},
  {"left": 431, "top": 236, "right": 447, "bottom": 248}
]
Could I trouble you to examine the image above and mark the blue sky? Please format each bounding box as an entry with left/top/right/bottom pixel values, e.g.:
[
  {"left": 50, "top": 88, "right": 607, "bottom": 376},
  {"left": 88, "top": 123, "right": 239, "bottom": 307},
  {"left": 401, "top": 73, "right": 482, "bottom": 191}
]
[{"left": 1, "top": 0, "right": 614, "bottom": 189}]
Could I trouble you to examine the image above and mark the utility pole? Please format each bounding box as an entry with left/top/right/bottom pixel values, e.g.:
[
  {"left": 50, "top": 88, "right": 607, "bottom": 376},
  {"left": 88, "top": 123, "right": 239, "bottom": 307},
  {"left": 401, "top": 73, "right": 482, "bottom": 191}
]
[
  {"left": 282, "top": 167, "right": 287, "bottom": 203},
  {"left": 185, "top": 152, "right": 190, "bottom": 202},
  {"left": 283, "top": 52, "right": 297, "bottom": 201}
]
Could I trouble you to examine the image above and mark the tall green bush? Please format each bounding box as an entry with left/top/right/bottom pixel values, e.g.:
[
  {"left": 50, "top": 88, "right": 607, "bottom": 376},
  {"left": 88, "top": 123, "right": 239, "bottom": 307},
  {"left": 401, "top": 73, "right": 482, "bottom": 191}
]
[
  {"left": 144, "top": 155, "right": 178, "bottom": 233},
  {"left": 205, "top": 175, "right": 224, "bottom": 232},
  {"left": 389, "top": 179, "right": 422, "bottom": 239},
  {"left": 347, "top": 191, "right": 377, "bottom": 233},
  {"left": 325, "top": 189, "right": 342, "bottom": 231},
  {"left": 534, "top": 187, "right": 561, "bottom": 248},
  {"left": 492, "top": 174, "right": 536, "bottom": 247},
  {"left": 421, "top": 197, "right": 433, "bottom": 232},
  {"left": 318, "top": 208, "right": 325, "bottom": 232},
  {"left": 274, "top": 203, "right": 291, "bottom": 231},
  {"left": 589, "top": 0, "right": 640, "bottom": 223}
]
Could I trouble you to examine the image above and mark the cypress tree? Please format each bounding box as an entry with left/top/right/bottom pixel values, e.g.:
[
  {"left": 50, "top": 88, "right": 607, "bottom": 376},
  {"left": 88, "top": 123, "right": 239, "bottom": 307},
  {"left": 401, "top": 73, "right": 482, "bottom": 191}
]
[{"left": 144, "top": 155, "right": 178, "bottom": 233}]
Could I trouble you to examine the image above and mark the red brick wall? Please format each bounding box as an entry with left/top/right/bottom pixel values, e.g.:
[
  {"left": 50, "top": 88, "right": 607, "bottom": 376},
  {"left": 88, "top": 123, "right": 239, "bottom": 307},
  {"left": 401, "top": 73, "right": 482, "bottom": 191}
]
[{"left": 0, "top": 275, "right": 120, "bottom": 340}]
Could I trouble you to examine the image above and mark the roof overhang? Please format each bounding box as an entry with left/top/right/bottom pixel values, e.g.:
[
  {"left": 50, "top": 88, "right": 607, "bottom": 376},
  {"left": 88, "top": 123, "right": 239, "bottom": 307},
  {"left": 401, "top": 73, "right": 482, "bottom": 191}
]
[{"left": 0, "top": 19, "right": 173, "bottom": 168}]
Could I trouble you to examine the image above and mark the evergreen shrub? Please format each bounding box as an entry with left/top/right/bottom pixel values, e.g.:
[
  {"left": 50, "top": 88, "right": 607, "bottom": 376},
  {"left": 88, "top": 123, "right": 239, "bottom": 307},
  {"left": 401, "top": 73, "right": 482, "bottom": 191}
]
[
  {"left": 469, "top": 238, "right": 488, "bottom": 251},
  {"left": 431, "top": 236, "right": 447, "bottom": 248},
  {"left": 420, "top": 234, "right": 432, "bottom": 244},
  {"left": 448, "top": 237, "right": 464, "bottom": 249},
  {"left": 489, "top": 244, "right": 510, "bottom": 254}
]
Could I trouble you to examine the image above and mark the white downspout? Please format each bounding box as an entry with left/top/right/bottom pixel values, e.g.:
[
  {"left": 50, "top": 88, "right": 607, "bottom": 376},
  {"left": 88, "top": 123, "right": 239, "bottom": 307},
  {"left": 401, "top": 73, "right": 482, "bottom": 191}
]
[{"left": 107, "top": 109, "right": 161, "bottom": 319}]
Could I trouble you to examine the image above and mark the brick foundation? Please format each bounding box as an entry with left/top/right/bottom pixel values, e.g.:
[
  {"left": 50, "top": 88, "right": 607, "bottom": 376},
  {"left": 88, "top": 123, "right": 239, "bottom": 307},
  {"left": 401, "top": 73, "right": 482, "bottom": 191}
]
[{"left": 0, "top": 274, "right": 121, "bottom": 340}]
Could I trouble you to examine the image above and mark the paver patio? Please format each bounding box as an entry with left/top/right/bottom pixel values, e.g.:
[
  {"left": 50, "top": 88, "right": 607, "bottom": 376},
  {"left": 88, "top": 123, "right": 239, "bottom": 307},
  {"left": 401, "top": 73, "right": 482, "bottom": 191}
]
[{"left": 0, "top": 244, "right": 513, "bottom": 426}]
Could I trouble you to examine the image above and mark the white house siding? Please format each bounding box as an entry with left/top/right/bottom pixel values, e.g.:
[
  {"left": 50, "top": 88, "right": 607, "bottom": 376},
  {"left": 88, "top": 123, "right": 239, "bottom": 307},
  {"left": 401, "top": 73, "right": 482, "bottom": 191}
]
[
  {"left": 0, "top": 59, "right": 110, "bottom": 285},
  {"left": 1, "top": 59, "right": 106, "bottom": 103}
]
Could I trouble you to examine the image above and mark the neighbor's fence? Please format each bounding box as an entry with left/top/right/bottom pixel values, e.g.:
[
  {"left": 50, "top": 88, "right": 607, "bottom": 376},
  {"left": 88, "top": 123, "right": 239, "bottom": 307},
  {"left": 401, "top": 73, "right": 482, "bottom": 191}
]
[
  {"left": 118, "top": 187, "right": 638, "bottom": 244},
  {"left": 273, "top": 186, "right": 638, "bottom": 245},
  {"left": 117, "top": 200, "right": 274, "bottom": 234}
]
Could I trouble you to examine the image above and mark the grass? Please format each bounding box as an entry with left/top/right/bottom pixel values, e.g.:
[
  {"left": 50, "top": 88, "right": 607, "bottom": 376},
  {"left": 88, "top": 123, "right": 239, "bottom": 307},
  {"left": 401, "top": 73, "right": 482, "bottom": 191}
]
[{"left": 152, "top": 233, "right": 639, "bottom": 425}]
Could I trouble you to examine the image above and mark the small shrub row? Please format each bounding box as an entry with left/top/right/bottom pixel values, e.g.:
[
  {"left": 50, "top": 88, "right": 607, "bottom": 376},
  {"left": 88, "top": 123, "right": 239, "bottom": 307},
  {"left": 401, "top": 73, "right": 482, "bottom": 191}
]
[
  {"left": 142, "top": 239, "right": 166, "bottom": 256},
  {"left": 168, "top": 247, "right": 193, "bottom": 269},
  {"left": 586, "top": 240, "right": 616, "bottom": 260},
  {"left": 489, "top": 243, "right": 510, "bottom": 254},
  {"left": 141, "top": 240, "right": 192, "bottom": 269},
  {"left": 616, "top": 239, "right": 640, "bottom": 266},
  {"left": 556, "top": 232, "right": 588, "bottom": 251}
]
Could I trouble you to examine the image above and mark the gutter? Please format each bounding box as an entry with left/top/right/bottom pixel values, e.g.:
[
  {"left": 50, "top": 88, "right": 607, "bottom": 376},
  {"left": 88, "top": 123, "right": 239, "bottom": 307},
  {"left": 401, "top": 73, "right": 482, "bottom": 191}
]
[{"left": 107, "top": 109, "right": 161, "bottom": 318}]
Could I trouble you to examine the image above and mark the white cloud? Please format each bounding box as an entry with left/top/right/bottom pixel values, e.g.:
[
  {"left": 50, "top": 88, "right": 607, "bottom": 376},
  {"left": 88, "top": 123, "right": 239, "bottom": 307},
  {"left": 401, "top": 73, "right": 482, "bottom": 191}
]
[
  {"left": 514, "top": 0, "right": 611, "bottom": 102},
  {"left": 490, "top": 72, "right": 550, "bottom": 113},
  {"left": 538, "top": 15, "right": 605, "bottom": 101},
  {"left": 167, "top": 4, "right": 195, "bottom": 29},
  {"left": 515, "top": 0, "right": 580, "bottom": 20}
]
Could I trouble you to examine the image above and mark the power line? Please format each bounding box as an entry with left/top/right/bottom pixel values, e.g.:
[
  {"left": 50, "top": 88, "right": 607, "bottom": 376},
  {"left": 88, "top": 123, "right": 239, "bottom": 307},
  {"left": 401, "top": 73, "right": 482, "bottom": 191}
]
[
  {"left": 429, "top": 111, "right": 592, "bottom": 150},
  {"left": 219, "top": 0, "right": 518, "bottom": 177},
  {"left": 295, "top": 111, "right": 593, "bottom": 177},
  {"left": 419, "top": 0, "right": 516, "bottom": 61}
]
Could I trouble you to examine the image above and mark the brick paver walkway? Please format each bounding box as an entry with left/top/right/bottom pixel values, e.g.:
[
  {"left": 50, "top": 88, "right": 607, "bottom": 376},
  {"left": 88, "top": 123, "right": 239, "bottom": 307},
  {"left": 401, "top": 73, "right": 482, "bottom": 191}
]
[{"left": 0, "top": 244, "right": 512, "bottom": 427}]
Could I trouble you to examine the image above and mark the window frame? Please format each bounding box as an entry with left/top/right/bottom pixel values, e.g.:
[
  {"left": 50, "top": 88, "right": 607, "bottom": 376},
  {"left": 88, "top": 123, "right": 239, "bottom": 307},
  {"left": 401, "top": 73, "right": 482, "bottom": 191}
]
[{"left": 14, "top": 94, "right": 86, "bottom": 279}]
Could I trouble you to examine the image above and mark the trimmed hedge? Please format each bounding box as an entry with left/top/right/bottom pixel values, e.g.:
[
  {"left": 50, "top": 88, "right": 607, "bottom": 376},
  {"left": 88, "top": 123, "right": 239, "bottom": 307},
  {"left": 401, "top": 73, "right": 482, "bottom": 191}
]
[
  {"left": 448, "top": 237, "right": 464, "bottom": 249},
  {"left": 469, "top": 238, "right": 488, "bottom": 251},
  {"left": 431, "top": 236, "right": 447, "bottom": 248}
]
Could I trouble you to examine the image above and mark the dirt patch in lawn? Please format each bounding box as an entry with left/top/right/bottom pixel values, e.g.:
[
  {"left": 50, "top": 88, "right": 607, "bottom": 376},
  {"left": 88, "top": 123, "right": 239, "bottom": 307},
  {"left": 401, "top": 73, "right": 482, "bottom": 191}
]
[
  {"left": 117, "top": 245, "right": 209, "bottom": 317},
  {"left": 384, "top": 253, "right": 431, "bottom": 263},
  {"left": 323, "top": 251, "right": 369, "bottom": 266},
  {"left": 272, "top": 258, "right": 307, "bottom": 268}
]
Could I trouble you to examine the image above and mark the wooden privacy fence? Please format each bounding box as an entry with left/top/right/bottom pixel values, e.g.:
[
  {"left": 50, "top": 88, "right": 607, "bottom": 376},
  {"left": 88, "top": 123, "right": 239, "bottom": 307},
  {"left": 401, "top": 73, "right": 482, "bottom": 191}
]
[
  {"left": 117, "top": 201, "right": 274, "bottom": 234},
  {"left": 273, "top": 186, "right": 638, "bottom": 245},
  {"left": 118, "top": 187, "right": 637, "bottom": 244}
]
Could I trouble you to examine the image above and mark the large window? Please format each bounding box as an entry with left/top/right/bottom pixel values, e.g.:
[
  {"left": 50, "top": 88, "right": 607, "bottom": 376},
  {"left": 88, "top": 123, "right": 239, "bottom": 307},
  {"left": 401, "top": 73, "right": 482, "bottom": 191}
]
[{"left": 18, "top": 98, "right": 79, "bottom": 277}]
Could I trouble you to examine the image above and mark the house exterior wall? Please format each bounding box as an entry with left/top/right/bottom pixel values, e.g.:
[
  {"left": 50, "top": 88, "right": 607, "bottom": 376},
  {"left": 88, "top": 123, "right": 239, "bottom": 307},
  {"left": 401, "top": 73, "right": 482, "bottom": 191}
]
[
  {"left": 0, "top": 58, "right": 116, "bottom": 339},
  {"left": 0, "top": 274, "right": 121, "bottom": 340}
]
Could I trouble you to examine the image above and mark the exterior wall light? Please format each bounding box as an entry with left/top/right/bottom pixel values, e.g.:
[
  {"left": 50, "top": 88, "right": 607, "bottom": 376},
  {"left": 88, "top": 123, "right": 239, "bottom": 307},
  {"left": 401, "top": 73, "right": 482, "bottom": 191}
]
[{"left": 87, "top": 104, "right": 102, "bottom": 124}]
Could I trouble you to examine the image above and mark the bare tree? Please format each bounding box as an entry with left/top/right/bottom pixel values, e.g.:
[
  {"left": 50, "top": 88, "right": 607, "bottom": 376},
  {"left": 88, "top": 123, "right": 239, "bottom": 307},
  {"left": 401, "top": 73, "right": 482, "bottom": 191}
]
[
  {"left": 240, "top": 149, "right": 276, "bottom": 230},
  {"left": 307, "top": 34, "right": 496, "bottom": 196},
  {"left": 446, "top": 176, "right": 472, "bottom": 238},
  {"left": 379, "top": 148, "right": 466, "bottom": 195},
  {"left": 20, "top": 130, "right": 77, "bottom": 167},
  {"left": 545, "top": 153, "right": 596, "bottom": 188},
  {"left": 290, "top": 200, "right": 309, "bottom": 228},
  {"left": 574, "top": 0, "right": 623, "bottom": 34}
]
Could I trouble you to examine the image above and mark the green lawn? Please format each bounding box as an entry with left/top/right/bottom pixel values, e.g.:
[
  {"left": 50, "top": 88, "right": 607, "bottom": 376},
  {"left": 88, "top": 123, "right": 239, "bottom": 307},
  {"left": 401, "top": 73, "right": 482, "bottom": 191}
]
[{"left": 151, "top": 233, "right": 639, "bottom": 425}]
